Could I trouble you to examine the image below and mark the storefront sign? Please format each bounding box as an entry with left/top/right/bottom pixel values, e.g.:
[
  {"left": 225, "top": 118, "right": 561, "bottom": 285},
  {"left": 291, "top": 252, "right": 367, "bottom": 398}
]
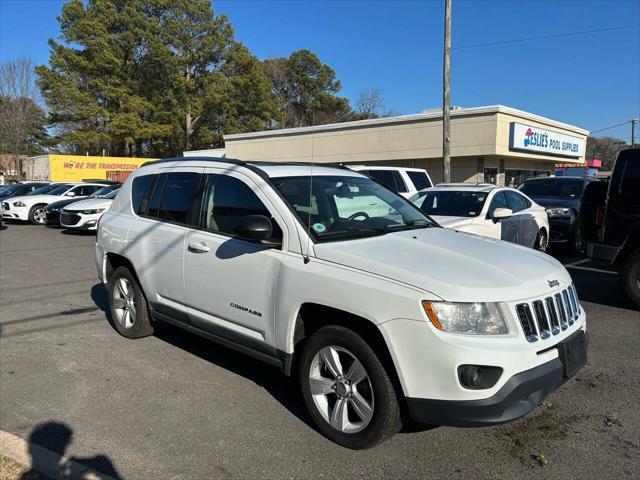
[
  {"left": 49, "top": 155, "right": 151, "bottom": 182},
  {"left": 509, "top": 122, "right": 585, "bottom": 158}
]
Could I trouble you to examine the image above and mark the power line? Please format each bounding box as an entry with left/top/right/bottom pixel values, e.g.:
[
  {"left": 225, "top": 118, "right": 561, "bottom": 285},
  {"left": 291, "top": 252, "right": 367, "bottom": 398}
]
[
  {"left": 590, "top": 121, "right": 631, "bottom": 134},
  {"left": 453, "top": 24, "right": 639, "bottom": 50}
]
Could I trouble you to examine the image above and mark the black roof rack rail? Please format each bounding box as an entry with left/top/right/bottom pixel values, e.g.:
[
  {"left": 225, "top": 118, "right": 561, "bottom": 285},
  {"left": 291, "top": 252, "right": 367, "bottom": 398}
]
[
  {"left": 140, "top": 156, "right": 248, "bottom": 168},
  {"left": 140, "top": 156, "right": 355, "bottom": 173}
]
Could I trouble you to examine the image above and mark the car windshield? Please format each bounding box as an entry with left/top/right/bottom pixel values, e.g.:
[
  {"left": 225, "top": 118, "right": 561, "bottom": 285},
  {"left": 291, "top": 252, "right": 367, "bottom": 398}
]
[
  {"left": 272, "top": 175, "right": 433, "bottom": 241},
  {"left": 103, "top": 189, "right": 119, "bottom": 199},
  {"left": 90, "top": 186, "right": 115, "bottom": 197},
  {"left": 517, "top": 178, "right": 584, "bottom": 197},
  {"left": 411, "top": 190, "right": 488, "bottom": 217},
  {"left": 0, "top": 184, "right": 24, "bottom": 195},
  {"left": 26, "top": 184, "right": 57, "bottom": 195},
  {"left": 44, "top": 184, "right": 74, "bottom": 196}
]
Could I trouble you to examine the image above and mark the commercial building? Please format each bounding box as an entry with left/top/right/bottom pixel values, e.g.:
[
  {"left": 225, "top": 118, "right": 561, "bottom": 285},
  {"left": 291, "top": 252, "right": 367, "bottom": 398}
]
[
  {"left": 22, "top": 154, "right": 152, "bottom": 182},
  {"left": 207, "top": 105, "right": 588, "bottom": 186}
]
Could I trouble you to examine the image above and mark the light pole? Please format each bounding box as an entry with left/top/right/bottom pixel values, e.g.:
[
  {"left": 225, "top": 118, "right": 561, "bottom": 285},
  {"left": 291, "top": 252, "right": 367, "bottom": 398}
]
[{"left": 442, "top": 0, "right": 451, "bottom": 183}]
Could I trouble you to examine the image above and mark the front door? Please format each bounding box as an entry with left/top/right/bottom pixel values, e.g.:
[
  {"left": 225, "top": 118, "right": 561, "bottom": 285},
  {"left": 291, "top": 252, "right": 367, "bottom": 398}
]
[
  {"left": 485, "top": 191, "right": 519, "bottom": 243},
  {"left": 184, "top": 170, "right": 285, "bottom": 353},
  {"left": 505, "top": 190, "right": 538, "bottom": 247}
]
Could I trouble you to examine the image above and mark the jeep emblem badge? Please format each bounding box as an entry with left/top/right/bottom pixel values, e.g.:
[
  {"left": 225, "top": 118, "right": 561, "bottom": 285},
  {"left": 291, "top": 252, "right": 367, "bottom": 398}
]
[{"left": 548, "top": 280, "right": 560, "bottom": 288}]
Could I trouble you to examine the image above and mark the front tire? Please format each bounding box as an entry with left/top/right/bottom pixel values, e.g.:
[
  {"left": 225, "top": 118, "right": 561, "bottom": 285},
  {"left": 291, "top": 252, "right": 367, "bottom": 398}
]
[
  {"left": 620, "top": 250, "right": 640, "bottom": 307},
  {"left": 28, "top": 204, "right": 47, "bottom": 225},
  {"left": 569, "top": 219, "right": 583, "bottom": 254},
  {"left": 535, "top": 229, "right": 548, "bottom": 252},
  {"left": 108, "top": 266, "right": 154, "bottom": 338},
  {"left": 299, "top": 325, "right": 401, "bottom": 449}
]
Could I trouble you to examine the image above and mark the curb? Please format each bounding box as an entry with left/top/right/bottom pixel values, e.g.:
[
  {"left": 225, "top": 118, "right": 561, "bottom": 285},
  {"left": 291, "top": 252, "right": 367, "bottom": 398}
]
[{"left": 0, "top": 430, "right": 118, "bottom": 480}]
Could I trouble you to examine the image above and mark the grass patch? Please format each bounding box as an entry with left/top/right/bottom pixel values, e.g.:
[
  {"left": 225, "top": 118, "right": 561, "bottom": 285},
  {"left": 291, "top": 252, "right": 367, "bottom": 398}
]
[{"left": 0, "top": 454, "right": 47, "bottom": 480}]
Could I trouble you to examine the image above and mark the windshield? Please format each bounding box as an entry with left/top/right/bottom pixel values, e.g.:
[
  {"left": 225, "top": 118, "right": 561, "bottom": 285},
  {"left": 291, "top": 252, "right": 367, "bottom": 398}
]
[
  {"left": 90, "top": 186, "right": 117, "bottom": 197},
  {"left": 272, "top": 175, "right": 432, "bottom": 241},
  {"left": 44, "top": 184, "right": 74, "bottom": 196},
  {"left": 27, "top": 184, "right": 58, "bottom": 195},
  {"left": 0, "top": 184, "right": 24, "bottom": 195},
  {"left": 517, "top": 178, "right": 584, "bottom": 198},
  {"left": 103, "top": 189, "right": 119, "bottom": 199},
  {"left": 411, "top": 190, "right": 488, "bottom": 217}
]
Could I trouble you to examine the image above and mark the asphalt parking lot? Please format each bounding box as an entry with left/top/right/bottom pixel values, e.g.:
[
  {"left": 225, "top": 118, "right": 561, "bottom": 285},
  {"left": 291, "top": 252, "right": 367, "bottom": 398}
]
[{"left": 1, "top": 223, "right": 638, "bottom": 479}]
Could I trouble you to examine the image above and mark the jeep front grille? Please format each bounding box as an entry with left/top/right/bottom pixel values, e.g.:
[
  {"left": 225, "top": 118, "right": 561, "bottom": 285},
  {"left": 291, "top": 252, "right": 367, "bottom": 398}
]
[{"left": 515, "top": 284, "right": 580, "bottom": 343}]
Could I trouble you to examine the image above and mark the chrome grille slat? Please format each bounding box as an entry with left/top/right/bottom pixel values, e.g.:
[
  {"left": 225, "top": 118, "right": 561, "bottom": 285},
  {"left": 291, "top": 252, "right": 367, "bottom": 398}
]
[
  {"left": 563, "top": 290, "right": 574, "bottom": 325},
  {"left": 545, "top": 297, "right": 561, "bottom": 335},
  {"left": 532, "top": 300, "right": 551, "bottom": 339}
]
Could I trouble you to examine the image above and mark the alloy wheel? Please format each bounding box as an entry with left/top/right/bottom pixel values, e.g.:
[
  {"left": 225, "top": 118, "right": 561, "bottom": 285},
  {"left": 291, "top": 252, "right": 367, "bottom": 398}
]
[
  {"left": 33, "top": 208, "right": 46, "bottom": 224},
  {"left": 112, "top": 277, "right": 137, "bottom": 329},
  {"left": 309, "top": 345, "right": 375, "bottom": 434}
]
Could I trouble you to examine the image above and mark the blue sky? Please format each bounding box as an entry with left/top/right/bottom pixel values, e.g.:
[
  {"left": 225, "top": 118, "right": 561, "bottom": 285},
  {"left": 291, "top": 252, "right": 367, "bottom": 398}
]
[{"left": 1, "top": 0, "right": 638, "bottom": 141}]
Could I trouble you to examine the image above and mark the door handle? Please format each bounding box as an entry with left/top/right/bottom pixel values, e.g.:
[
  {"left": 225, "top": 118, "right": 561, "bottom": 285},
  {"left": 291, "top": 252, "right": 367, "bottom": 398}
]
[{"left": 188, "top": 241, "right": 210, "bottom": 253}]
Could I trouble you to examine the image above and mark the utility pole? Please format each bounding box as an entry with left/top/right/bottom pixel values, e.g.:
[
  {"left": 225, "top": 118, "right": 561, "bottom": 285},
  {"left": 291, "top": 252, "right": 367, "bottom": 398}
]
[
  {"left": 632, "top": 118, "right": 638, "bottom": 148},
  {"left": 442, "top": 0, "right": 452, "bottom": 183}
]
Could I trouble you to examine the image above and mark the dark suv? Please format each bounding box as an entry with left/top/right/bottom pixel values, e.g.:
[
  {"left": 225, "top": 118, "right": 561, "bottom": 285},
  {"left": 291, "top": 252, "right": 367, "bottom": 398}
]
[
  {"left": 517, "top": 176, "right": 600, "bottom": 253},
  {"left": 586, "top": 148, "right": 640, "bottom": 306}
]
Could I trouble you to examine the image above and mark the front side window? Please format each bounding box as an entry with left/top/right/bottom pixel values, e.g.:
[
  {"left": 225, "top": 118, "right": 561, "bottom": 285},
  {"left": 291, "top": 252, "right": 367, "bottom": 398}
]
[
  {"left": 200, "top": 174, "right": 280, "bottom": 238},
  {"left": 131, "top": 174, "right": 156, "bottom": 214},
  {"left": 505, "top": 191, "right": 530, "bottom": 212},
  {"left": 273, "top": 175, "right": 431, "bottom": 241},
  {"left": 487, "top": 191, "right": 509, "bottom": 217},
  {"left": 413, "top": 190, "right": 488, "bottom": 217}
]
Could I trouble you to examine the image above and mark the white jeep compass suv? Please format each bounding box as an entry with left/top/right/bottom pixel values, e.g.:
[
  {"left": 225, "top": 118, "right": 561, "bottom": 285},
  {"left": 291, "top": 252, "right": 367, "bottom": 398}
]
[{"left": 95, "top": 157, "right": 587, "bottom": 449}]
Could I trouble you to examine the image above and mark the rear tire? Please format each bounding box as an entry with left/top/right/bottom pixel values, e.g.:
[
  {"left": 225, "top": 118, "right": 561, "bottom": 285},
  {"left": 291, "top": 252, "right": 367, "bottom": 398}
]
[
  {"left": 620, "top": 250, "right": 640, "bottom": 307},
  {"left": 108, "top": 266, "right": 154, "bottom": 338},
  {"left": 28, "top": 204, "right": 47, "bottom": 225},
  {"left": 299, "top": 325, "right": 401, "bottom": 449}
]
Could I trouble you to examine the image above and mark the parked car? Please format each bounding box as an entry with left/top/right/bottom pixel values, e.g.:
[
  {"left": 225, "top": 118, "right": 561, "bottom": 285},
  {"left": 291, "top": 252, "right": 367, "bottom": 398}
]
[
  {"left": 96, "top": 157, "right": 587, "bottom": 449},
  {"left": 586, "top": 148, "right": 640, "bottom": 306},
  {"left": 61, "top": 188, "right": 119, "bottom": 230},
  {"left": 410, "top": 184, "right": 550, "bottom": 251},
  {"left": 348, "top": 165, "right": 433, "bottom": 198},
  {"left": 517, "top": 176, "right": 600, "bottom": 253},
  {"left": 46, "top": 184, "right": 121, "bottom": 226},
  {"left": 1, "top": 182, "right": 109, "bottom": 225},
  {"left": 0, "top": 182, "right": 50, "bottom": 201}
]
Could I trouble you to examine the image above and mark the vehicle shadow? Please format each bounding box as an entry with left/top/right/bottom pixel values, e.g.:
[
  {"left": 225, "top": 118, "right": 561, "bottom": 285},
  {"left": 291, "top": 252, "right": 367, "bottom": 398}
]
[
  {"left": 90, "top": 282, "right": 434, "bottom": 436},
  {"left": 570, "top": 267, "right": 637, "bottom": 310},
  {"left": 18, "top": 421, "right": 122, "bottom": 479},
  {"left": 61, "top": 229, "right": 95, "bottom": 236}
]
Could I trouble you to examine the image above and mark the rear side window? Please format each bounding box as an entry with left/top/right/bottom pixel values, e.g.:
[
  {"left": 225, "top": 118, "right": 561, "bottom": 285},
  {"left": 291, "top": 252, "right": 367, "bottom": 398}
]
[
  {"left": 619, "top": 154, "right": 640, "bottom": 203},
  {"left": 365, "top": 170, "right": 408, "bottom": 193},
  {"left": 131, "top": 174, "right": 156, "bottom": 214},
  {"left": 407, "top": 171, "right": 431, "bottom": 190},
  {"left": 157, "top": 172, "right": 200, "bottom": 224}
]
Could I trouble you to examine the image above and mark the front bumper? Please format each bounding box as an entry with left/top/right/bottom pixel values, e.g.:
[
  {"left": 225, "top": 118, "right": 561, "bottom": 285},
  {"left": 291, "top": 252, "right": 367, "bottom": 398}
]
[
  {"left": 548, "top": 217, "right": 574, "bottom": 243},
  {"left": 60, "top": 211, "right": 100, "bottom": 230},
  {"left": 406, "top": 330, "right": 588, "bottom": 427},
  {"left": 1, "top": 204, "right": 28, "bottom": 221},
  {"left": 45, "top": 210, "right": 61, "bottom": 226}
]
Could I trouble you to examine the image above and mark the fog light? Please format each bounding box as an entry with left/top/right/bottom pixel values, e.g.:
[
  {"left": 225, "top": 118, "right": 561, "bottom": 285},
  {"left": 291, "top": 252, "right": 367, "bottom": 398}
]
[{"left": 458, "top": 365, "right": 503, "bottom": 390}]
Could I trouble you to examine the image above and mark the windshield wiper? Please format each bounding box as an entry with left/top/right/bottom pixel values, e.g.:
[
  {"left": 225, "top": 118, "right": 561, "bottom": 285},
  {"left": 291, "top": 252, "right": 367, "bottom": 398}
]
[{"left": 382, "top": 220, "right": 430, "bottom": 231}]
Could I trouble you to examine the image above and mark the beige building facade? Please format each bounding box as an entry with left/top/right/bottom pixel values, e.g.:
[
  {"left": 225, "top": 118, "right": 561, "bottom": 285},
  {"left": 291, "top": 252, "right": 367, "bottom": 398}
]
[{"left": 220, "top": 105, "right": 588, "bottom": 186}]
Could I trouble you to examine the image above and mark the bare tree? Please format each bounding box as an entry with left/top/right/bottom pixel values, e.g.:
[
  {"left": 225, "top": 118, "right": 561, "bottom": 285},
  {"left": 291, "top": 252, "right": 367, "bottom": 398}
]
[
  {"left": 586, "top": 136, "right": 629, "bottom": 170},
  {"left": 355, "top": 87, "right": 385, "bottom": 119},
  {"left": 0, "top": 58, "right": 41, "bottom": 179}
]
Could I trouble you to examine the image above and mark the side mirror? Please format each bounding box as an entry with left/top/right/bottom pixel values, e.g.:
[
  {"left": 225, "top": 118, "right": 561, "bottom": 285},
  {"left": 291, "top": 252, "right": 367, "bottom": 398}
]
[
  {"left": 491, "top": 208, "right": 513, "bottom": 223},
  {"left": 65, "top": 191, "right": 75, "bottom": 197},
  {"left": 234, "top": 215, "right": 281, "bottom": 247}
]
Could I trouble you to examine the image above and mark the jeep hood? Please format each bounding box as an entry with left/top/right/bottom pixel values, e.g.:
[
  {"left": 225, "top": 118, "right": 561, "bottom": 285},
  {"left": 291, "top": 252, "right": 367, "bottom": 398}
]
[{"left": 313, "top": 227, "right": 571, "bottom": 302}]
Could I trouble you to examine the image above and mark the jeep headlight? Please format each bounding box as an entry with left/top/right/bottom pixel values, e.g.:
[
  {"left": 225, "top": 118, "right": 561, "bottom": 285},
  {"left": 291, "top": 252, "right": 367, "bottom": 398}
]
[
  {"left": 546, "top": 207, "right": 573, "bottom": 218},
  {"left": 422, "top": 301, "right": 508, "bottom": 335},
  {"left": 13, "top": 201, "right": 26, "bottom": 207}
]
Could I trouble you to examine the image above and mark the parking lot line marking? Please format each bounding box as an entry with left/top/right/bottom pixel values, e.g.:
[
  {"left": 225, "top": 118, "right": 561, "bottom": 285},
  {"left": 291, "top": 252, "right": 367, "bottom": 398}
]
[
  {"left": 565, "top": 258, "right": 591, "bottom": 266},
  {"left": 565, "top": 265, "right": 618, "bottom": 275}
]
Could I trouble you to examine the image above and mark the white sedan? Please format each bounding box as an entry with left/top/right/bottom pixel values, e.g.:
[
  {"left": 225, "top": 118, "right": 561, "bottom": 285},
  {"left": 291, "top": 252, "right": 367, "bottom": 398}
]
[
  {"left": 60, "top": 189, "right": 118, "bottom": 230},
  {"left": 1, "top": 182, "right": 108, "bottom": 224},
  {"left": 410, "top": 184, "right": 550, "bottom": 251}
]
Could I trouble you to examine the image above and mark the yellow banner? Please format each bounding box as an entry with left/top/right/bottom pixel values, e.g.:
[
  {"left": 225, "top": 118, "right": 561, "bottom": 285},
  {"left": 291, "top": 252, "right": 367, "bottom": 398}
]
[{"left": 48, "top": 155, "right": 153, "bottom": 182}]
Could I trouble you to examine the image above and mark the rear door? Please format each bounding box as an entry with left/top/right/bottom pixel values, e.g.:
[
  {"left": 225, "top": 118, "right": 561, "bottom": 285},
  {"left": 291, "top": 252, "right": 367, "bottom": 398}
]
[
  {"left": 183, "top": 169, "right": 286, "bottom": 353},
  {"left": 505, "top": 190, "right": 538, "bottom": 247},
  {"left": 126, "top": 168, "right": 203, "bottom": 324}
]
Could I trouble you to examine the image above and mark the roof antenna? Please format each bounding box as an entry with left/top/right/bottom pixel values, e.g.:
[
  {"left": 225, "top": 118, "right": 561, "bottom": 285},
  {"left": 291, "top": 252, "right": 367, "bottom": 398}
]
[{"left": 303, "top": 123, "right": 316, "bottom": 264}]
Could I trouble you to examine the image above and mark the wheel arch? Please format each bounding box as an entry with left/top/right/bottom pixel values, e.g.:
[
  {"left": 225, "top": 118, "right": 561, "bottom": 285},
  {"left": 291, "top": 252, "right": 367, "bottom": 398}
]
[{"left": 104, "top": 252, "right": 138, "bottom": 285}]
